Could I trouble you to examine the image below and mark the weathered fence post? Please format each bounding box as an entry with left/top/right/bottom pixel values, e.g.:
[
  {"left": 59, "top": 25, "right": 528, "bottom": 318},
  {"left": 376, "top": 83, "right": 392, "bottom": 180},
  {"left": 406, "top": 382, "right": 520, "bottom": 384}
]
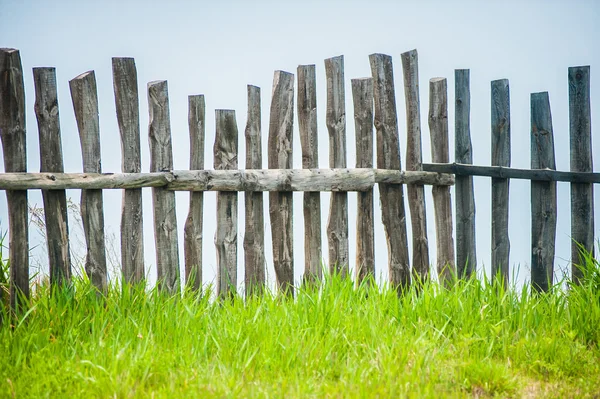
[
  {"left": 428, "top": 78, "right": 456, "bottom": 284},
  {"left": 531, "top": 92, "right": 557, "bottom": 292},
  {"left": 70, "top": 71, "right": 108, "bottom": 293},
  {"left": 112, "top": 58, "right": 145, "bottom": 285},
  {"left": 297, "top": 65, "right": 322, "bottom": 284},
  {"left": 268, "top": 71, "right": 295, "bottom": 296},
  {"left": 148, "top": 80, "right": 179, "bottom": 294},
  {"left": 401, "top": 49, "right": 430, "bottom": 282},
  {"left": 244, "top": 86, "right": 265, "bottom": 296},
  {"left": 184, "top": 95, "right": 205, "bottom": 291},
  {"left": 352, "top": 77, "right": 375, "bottom": 284},
  {"left": 215, "top": 110, "right": 238, "bottom": 299},
  {"left": 568, "top": 66, "right": 594, "bottom": 283},
  {"left": 454, "top": 69, "right": 477, "bottom": 278},
  {"left": 0, "top": 48, "right": 29, "bottom": 307},
  {"left": 491, "top": 79, "right": 511, "bottom": 285},
  {"left": 369, "top": 53, "right": 411, "bottom": 292},
  {"left": 33, "top": 67, "right": 72, "bottom": 288}
]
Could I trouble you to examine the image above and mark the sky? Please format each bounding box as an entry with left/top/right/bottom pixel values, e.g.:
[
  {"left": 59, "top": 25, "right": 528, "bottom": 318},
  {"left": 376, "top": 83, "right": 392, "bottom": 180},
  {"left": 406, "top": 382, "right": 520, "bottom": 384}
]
[{"left": 1, "top": 0, "right": 599, "bottom": 291}]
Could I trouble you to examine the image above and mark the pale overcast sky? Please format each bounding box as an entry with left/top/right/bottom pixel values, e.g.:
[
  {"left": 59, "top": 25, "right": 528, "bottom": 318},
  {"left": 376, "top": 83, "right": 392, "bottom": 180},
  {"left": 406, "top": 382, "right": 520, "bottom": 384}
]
[{"left": 1, "top": 0, "right": 599, "bottom": 290}]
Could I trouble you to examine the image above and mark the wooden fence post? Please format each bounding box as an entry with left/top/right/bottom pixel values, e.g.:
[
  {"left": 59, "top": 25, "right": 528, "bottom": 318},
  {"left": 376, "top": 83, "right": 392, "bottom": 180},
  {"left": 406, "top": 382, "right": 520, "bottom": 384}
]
[
  {"left": 428, "top": 78, "right": 456, "bottom": 284},
  {"left": 491, "top": 79, "right": 511, "bottom": 285},
  {"left": 531, "top": 92, "right": 557, "bottom": 292},
  {"left": 148, "top": 80, "right": 179, "bottom": 294},
  {"left": 112, "top": 58, "right": 145, "bottom": 285},
  {"left": 70, "top": 71, "right": 108, "bottom": 293},
  {"left": 297, "top": 66, "right": 322, "bottom": 284},
  {"left": 244, "top": 86, "right": 265, "bottom": 296},
  {"left": 0, "top": 48, "right": 29, "bottom": 307},
  {"left": 568, "top": 66, "right": 594, "bottom": 283},
  {"left": 369, "top": 53, "right": 411, "bottom": 292},
  {"left": 268, "top": 71, "right": 295, "bottom": 296},
  {"left": 33, "top": 67, "right": 72, "bottom": 287},
  {"left": 454, "top": 69, "right": 477, "bottom": 278},
  {"left": 352, "top": 77, "right": 375, "bottom": 284},
  {"left": 184, "top": 95, "right": 205, "bottom": 291},
  {"left": 401, "top": 49, "right": 430, "bottom": 282}
]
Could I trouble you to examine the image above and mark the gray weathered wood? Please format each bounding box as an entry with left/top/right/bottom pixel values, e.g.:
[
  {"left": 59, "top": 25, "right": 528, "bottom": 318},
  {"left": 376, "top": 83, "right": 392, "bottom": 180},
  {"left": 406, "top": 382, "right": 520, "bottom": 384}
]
[
  {"left": 352, "top": 77, "right": 375, "bottom": 284},
  {"left": 148, "top": 80, "right": 179, "bottom": 294},
  {"left": 401, "top": 49, "right": 430, "bottom": 282},
  {"left": 569, "top": 66, "right": 594, "bottom": 283},
  {"left": 112, "top": 57, "right": 144, "bottom": 285},
  {"left": 184, "top": 95, "right": 205, "bottom": 291},
  {"left": 0, "top": 48, "right": 29, "bottom": 307},
  {"left": 297, "top": 66, "right": 322, "bottom": 283},
  {"left": 33, "top": 67, "right": 72, "bottom": 288},
  {"left": 214, "top": 110, "right": 238, "bottom": 299},
  {"left": 244, "top": 86, "right": 265, "bottom": 296},
  {"left": 325, "top": 56, "right": 349, "bottom": 276},
  {"left": 531, "top": 92, "right": 557, "bottom": 292},
  {"left": 268, "top": 70, "right": 295, "bottom": 296},
  {"left": 454, "top": 69, "right": 477, "bottom": 278},
  {"left": 369, "top": 53, "right": 410, "bottom": 292},
  {"left": 428, "top": 78, "right": 455, "bottom": 284},
  {"left": 69, "top": 71, "right": 107, "bottom": 293},
  {"left": 490, "top": 79, "right": 511, "bottom": 285}
]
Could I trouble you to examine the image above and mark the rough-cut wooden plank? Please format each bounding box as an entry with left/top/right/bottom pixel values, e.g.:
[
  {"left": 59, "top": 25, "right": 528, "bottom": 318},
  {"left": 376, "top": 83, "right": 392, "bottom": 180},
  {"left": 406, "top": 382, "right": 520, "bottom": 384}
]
[
  {"left": 569, "top": 66, "right": 594, "bottom": 283},
  {"left": 33, "top": 67, "right": 72, "bottom": 288},
  {"left": 268, "top": 70, "right": 295, "bottom": 296},
  {"left": 401, "top": 49, "right": 430, "bottom": 282},
  {"left": 454, "top": 69, "right": 477, "bottom": 278},
  {"left": 184, "top": 95, "right": 205, "bottom": 291},
  {"left": 214, "top": 110, "right": 238, "bottom": 299},
  {"left": 352, "top": 77, "right": 375, "bottom": 284},
  {"left": 244, "top": 86, "right": 265, "bottom": 296},
  {"left": 297, "top": 65, "right": 322, "bottom": 284},
  {"left": 428, "top": 78, "right": 455, "bottom": 284},
  {"left": 490, "top": 79, "right": 511, "bottom": 285},
  {"left": 69, "top": 71, "right": 107, "bottom": 293},
  {"left": 423, "top": 163, "right": 600, "bottom": 183},
  {"left": 531, "top": 92, "right": 557, "bottom": 292},
  {"left": 325, "top": 56, "right": 349, "bottom": 276},
  {"left": 112, "top": 57, "right": 144, "bottom": 285},
  {"left": 0, "top": 48, "right": 29, "bottom": 308},
  {"left": 369, "top": 53, "right": 410, "bottom": 292},
  {"left": 148, "top": 80, "right": 179, "bottom": 294}
]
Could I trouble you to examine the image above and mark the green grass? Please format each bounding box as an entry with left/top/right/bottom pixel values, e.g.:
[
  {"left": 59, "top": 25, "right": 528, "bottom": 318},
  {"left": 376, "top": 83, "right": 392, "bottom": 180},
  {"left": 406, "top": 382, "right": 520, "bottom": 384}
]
[{"left": 1, "top": 256, "right": 599, "bottom": 398}]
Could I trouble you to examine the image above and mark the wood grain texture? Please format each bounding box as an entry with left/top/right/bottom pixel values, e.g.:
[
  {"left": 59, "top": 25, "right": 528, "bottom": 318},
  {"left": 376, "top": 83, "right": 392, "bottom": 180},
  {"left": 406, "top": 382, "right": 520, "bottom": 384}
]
[
  {"left": 531, "top": 92, "right": 557, "bottom": 292},
  {"left": 33, "top": 67, "right": 72, "bottom": 287},
  {"left": 401, "top": 49, "right": 430, "bottom": 282},
  {"left": 352, "top": 78, "right": 375, "bottom": 284},
  {"left": 369, "top": 53, "right": 410, "bottom": 292},
  {"left": 0, "top": 48, "right": 29, "bottom": 308},
  {"left": 490, "top": 79, "right": 511, "bottom": 285},
  {"left": 428, "top": 78, "right": 455, "bottom": 285},
  {"left": 112, "top": 57, "right": 144, "bottom": 285},
  {"left": 184, "top": 95, "right": 205, "bottom": 290},
  {"left": 244, "top": 86, "right": 265, "bottom": 296},
  {"left": 454, "top": 69, "right": 477, "bottom": 278},
  {"left": 69, "top": 70, "right": 107, "bottom": 293},
  {"left": 568, "top": 66, "right": 594, "bottom": 283},
  {"left": 148, "top": 80, "right": 179, "bottom": 294},
  {"left": 214, "top": 110, "right": 238, "bottom": 299},
  {"left": 325, "top": 56, "right": 349, "bottom": 276},
  {"left": 297, "top": 65, "right": 322, "bottom": 283},
  {"left": 268, "top": 71, "right": 295, "bottom": 296}
]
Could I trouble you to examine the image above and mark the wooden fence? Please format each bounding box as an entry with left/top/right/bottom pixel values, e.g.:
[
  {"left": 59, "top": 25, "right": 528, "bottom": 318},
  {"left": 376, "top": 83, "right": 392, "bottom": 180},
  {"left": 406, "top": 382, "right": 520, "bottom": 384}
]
[{"left": 0, "top": 48, "right": 597, "bottom": 306}]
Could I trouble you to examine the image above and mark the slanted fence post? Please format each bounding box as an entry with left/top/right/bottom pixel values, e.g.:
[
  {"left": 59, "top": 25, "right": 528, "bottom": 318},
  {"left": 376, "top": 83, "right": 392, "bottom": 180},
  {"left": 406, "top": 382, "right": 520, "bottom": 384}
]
[
  {"left": 531, "top": 92, "right": 557, "bottom": 292},
  {"left": 33, "top": 67, "right": 72, "bottom": 287},
  {"left": 70, "top": 71, "right": 108, "bottom": 293}
]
